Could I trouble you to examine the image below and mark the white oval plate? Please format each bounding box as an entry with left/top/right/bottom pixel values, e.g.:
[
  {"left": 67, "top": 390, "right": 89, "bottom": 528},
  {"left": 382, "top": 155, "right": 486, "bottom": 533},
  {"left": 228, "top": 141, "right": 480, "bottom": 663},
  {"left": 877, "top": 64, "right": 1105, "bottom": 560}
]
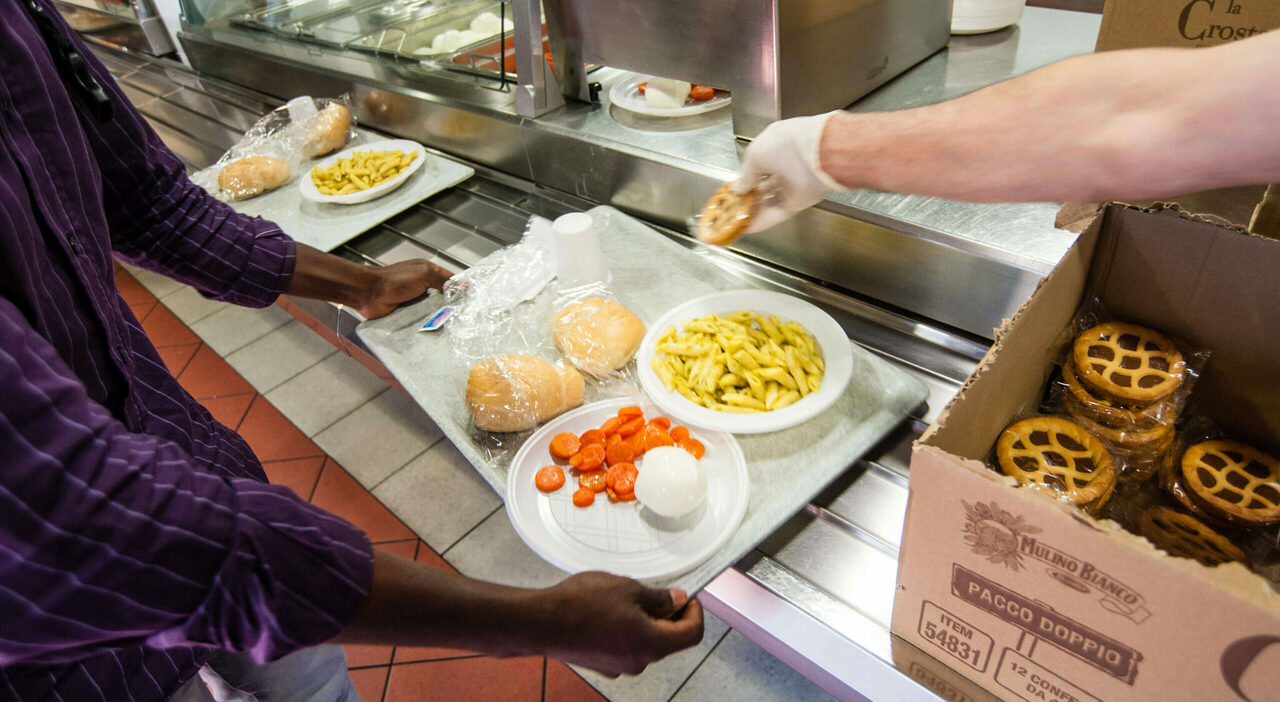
[
  {"left": 299, "top": 139, "right": 427, "bottom": 205},
  {"left": 608, "top": 72, "right": 731, "bottom": 118},
  {"left": 506, "top": 398, "right": 748, "bottom": 580},
  {"left": 636, "top": 290, "right": 854, "bottom": 434}
]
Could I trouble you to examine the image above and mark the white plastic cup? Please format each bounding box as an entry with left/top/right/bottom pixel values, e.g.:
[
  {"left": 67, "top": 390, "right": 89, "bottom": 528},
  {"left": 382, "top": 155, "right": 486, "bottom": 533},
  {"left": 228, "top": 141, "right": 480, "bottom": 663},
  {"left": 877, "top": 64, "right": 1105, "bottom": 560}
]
[
  {"left": 286, "top": 95, "right": 319, "bottom": 121},
  {"left": 950, "top": 0, "right": 1025, "bottom": 34},
  {"left": 553, "top": 213, "right": 610, "bottom": 285}
]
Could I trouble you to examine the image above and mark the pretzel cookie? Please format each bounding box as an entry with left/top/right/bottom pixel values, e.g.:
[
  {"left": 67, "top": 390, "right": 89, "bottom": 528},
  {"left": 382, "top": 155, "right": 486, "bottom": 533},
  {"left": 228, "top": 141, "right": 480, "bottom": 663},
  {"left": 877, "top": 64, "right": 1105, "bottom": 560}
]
[
  {"left": 997, "top": 417, "right": 1118, "bottom": 512},
  {"left": 696, "top": 182, "right": 759, "bottom": 246},
  {"left": 1138, "top": 507, "right": 1246, "bottom": 567},
  {"left": 1073, "top": 322, "right": 1186, "bottom": 404},
  {"left": 1181, "top": 440, "right": 1280, "bottom": 524}
]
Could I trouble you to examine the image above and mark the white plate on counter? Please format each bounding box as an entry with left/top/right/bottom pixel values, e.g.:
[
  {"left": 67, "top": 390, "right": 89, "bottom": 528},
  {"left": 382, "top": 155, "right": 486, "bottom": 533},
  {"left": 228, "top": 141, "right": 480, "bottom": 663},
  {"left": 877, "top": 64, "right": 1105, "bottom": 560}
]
[
  {"left": 636, "top": 290, "right": 854, "bottom": 434},
  {"left": 505, "top": 397, "right": 748, "bottom": 580},
  {"left": 608, "top": 72, "right": 731, "bottom": 118},
  {"left": 299, "top": 139, "right": 427, "bottom": 205}
]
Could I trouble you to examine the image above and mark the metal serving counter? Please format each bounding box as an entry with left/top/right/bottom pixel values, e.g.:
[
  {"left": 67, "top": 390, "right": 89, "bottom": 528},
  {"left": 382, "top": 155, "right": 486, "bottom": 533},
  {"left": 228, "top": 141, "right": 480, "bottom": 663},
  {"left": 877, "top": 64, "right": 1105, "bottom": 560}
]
[{"left": 85, "top": 9, "right": 1100, "bottom": 699}]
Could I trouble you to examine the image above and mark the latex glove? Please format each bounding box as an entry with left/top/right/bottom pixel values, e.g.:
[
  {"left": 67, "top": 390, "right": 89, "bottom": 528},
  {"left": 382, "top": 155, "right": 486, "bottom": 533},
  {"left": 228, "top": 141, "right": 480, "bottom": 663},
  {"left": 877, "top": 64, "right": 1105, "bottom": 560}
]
[
  {"left": 732, "top": 111, "right": 847, "bottom": 234},
  {"left": 539, "top": 571, "right": 704, "bottom": 677}
]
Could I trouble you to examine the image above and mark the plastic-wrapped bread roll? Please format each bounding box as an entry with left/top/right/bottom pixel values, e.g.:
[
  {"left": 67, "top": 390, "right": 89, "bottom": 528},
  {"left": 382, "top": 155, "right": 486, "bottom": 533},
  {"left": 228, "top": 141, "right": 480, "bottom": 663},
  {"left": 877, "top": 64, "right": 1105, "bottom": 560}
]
[
  {"left": 216, "top": 156, "right": 289, "bottom": 200},
  {"left": 552, "top": 298, "right": 646, "bottom": 378},
  {"left": 465, "top": 355, "right": 585, "bottom": 432},
  {"left": 302, "top": 104, "right": 352, "bottom": 159}
]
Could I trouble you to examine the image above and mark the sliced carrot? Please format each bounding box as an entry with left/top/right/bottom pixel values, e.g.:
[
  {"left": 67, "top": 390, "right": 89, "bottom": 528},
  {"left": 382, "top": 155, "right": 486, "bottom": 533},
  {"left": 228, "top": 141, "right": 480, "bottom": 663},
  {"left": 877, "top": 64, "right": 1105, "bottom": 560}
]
[
  {"left": 618, "top": 417, "right": 645, "bottom": 437},
  {"left": 618, "top": 405, "right": 644, "bottom": 420},
  {"left": 572, "top": 488, "right": 595, "bottom": 507},
  {"left": 643, "top": 424, "right": 675, "bottom": 450},
  {"left": 677, "top": 438, "right": 706, "bottom": 459},
  {"left": 606, "top": 462, "right": 638, "bottom": 495},
  {"left": 670, "top": 425, "right": 690, "bottom": 442},
  {"left": 569, "top": 451, "right": 584, "bottom": 469},
  {"left": 600, "top": 417, "right": 621, "bottom": 435},
  {"left": 648, "top": 417, "right": 672, "bottom": 430},
  {"left": 606, "top": 433, "right": 623, "bottom": 447},
  {"left": 605, "top": 439, "right": 634, "bottom": 466},
  {"left": 606, "top": 487, "right": 619, "bottom": 502},
  {"left": 535, "top": 465, "right": 565, "bottom": 492},
  {"left": 579, "top": 429, "right": 606, "bottom": 447},
  {"left": 689, "top": 84, "right": 715, "bottom": 101},
  {"left": 630, "top": 431, "right": 648, "bottom": 458},
  {"left": 549, "top": 432, "right": 581, "bottom": 460},
  {"left": 637, "top": 81, "right": 647, "bottom": 94},
  {"left": 579, "top": 470, "right": 608, "bottom": 492},
  {"left": 579, "top": 443, "right": 606, "bottom": 471}
]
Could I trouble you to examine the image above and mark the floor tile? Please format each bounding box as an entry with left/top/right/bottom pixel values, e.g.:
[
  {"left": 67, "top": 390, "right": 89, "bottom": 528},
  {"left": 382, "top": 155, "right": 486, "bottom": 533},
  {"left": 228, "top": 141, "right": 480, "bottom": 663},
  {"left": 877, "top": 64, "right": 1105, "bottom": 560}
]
[
  {"left": 200, "top": 392, "right": 255, "bottom": 431},
  {"left": 128, "top": 299, "right": 157, "bottom": 323},
  {"left": 375, "top": 539, "right": 419, "bottom": 559},
  {"left": 160, "top": 285, "right": 228, "bottom": 325},
  {"left": 260, "top": 456, "right": 325, "bottom": 502},
  {"left": 191, "top": 303, "right": 293, "bottom": 356},
  {"left": 114, "top": 269, "right": 156, "bottom": 306},
  {"left": 383, "top": 655, "right": 544, "bottom": 702},
  {"left": 317, "top": 389, "right": 443, "bottom": 489},
  {"left": 265, "top": 352, "right": 388, "bottom": 436},
  {"left": 310, "top": 459, "right": 416, "bottom": 543},
  {"left": 573, "top": 611, "right": 731, "bottom": 702},
  {"left": 156, "top": 342, "right": 199, "bottom": 377},
  {"left": 178, "top": 345, "right": 254, "bottom": 400},
  {"left": 129, "top": 266, "right": 184, "bottom": 298},
  {"left": 345, "top": 642, "right": 395, "bottom": 670},
  {"left": 348, "top": 666, "right": 388, "bottom": 702},
  {"left": 225, "top": 320, "right": 337, "bottom": 393},
  {"left": 373, "top": 440, "right": 500, "bottom": 554},
  {"left": 440, "top": 507, "right": 563, "bottom": 589},
  {"left": 392, "top": 645, "right": 478, "bottom": 666},
  {"left": 141, "top": 304, "right": 200, "bottom": 348},
  {"left": 237, "top": 396, "right": 325, "bottom": 463},
  {"left": 670, "top": 630, "right": 835, "bottom": 702},
  {"left": 414, "top": 541, "right": 454, "bottom": 572},
  {"left": 546, "top": 660, "right": 607, "bottom": 702}
]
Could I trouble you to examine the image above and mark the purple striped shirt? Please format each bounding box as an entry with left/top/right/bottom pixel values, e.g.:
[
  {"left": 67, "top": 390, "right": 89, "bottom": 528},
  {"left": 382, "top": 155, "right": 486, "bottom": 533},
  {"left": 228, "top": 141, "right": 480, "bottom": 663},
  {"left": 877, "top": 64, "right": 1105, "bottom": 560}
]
[{"left": 0, "top": 2, "right": 373, "bottom": 699}]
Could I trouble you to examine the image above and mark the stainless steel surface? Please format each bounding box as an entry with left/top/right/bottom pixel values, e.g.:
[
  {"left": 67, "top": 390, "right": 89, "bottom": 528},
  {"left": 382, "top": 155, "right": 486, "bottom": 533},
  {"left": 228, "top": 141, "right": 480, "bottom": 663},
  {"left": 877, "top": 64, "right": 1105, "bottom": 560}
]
[
  {"left": 57, "top": 0, "right": 176, "bottom": 56},
  {"left": 543, "top": 0, "right": 951, "bottom": 138},
  {"left": 176, "top": 6, "right": 1097, "bottom": 339},
  {"left": 93, "top": 23, "right": 1119, "bottom": 696}
]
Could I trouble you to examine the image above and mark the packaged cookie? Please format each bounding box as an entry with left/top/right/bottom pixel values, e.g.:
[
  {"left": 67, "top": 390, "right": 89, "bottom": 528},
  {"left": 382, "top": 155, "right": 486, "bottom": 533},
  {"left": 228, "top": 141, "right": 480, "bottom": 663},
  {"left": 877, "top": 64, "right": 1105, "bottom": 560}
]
[
  {"left": 1046, "top": 300, "right": 1210, "bottom": 483},
  {"left": 992, "top": 415, "right": 1118, "bottom": 515},
  {"left": 1137, "top": 506, "right": 1249, "bottom": 567}
]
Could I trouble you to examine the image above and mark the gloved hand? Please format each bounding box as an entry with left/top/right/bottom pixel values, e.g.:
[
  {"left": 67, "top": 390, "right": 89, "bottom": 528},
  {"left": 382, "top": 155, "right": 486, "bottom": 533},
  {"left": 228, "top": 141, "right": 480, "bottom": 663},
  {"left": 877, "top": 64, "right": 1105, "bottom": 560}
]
[{"left": 731, "top": 111, "right": 847, "bottom": 234}]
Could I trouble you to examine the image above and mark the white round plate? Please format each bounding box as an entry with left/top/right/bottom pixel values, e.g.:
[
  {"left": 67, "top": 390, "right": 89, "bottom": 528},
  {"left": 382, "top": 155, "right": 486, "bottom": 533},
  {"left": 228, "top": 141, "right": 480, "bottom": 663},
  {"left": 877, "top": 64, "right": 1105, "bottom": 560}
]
[
  {"left": 608, "top": 72, "right": 730, "bottom": 118},
  {"left": 299, "top": 139, "right": 426, "bottom": 205},
  {"left": 636, "top": 290, "right": 854, "bottom": 434},
  {"left": 506, "top": 397, "right": 748, "bottom": 580}
]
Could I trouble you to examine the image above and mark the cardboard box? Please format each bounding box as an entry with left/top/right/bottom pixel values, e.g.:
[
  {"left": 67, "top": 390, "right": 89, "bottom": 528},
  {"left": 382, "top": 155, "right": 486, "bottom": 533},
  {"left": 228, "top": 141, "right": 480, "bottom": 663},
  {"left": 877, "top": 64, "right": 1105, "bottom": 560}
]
[
  {"left": 1096, "top": 0, "right": 1280, "bottom": 51},
  {"left": 892, "top": 203, "right": 1280, "bottom": 702}
]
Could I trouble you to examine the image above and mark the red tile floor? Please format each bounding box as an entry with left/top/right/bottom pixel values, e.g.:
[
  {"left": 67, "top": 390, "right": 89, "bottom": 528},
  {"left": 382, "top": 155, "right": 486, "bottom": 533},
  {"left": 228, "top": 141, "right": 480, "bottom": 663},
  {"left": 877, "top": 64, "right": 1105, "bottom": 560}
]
[{"left": 116, "top": 267, "right": 608, "bottom": 701}]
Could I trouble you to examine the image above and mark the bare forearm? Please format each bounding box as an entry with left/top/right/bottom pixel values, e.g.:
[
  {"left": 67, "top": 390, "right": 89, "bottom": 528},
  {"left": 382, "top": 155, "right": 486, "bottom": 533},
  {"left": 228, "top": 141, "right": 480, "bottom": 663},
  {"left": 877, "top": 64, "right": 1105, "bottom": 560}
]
[
  {"left": 331, "top": 551, "right": 550, "bottom": 656},
  {"left": 821, "top": 31, "right": 1280, "bottom": 203},
  {"left": 284, "top": 243, "right": 381, "bottom": 308}
]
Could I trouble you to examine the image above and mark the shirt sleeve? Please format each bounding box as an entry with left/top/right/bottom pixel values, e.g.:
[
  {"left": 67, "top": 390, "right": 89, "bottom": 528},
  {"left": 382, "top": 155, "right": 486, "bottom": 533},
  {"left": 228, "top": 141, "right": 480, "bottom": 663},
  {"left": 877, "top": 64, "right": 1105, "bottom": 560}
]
[
  {"left": 0, "top": 300, "right": 372, "bottom": 666},
  {"left": 74, "top": 33, "right": 295, "bottom": 309}
]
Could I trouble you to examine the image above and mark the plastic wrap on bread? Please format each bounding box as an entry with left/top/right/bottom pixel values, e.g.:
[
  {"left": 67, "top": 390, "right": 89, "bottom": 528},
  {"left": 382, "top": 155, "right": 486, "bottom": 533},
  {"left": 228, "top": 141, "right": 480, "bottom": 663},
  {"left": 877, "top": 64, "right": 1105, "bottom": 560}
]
[
  {"left": 465, "top": 355, "right": 584, "bottom": 432},
  {"left": 191, "top": 95, "right": 358, "bottom": 202},
  {"left": 552, "top": 298, "right": 645, "bottom": 379}
]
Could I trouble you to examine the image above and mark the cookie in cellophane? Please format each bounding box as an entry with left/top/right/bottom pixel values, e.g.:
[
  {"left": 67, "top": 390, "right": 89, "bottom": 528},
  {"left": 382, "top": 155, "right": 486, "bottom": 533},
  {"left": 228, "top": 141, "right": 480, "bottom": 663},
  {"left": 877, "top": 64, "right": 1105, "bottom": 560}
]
[
  {"left": 1073, "top": 321, "right": 1187, "bottom": 405},
  {"left": 1179, "top": 438, "right": 1280, "bottom": 526},
  {"left": 994, "top": 416, "right": 1118, "bottom": 514},
  {"left": 695, "top": 182, "right": 760, "bottom": 246},
  {"left": 1137, "top": 506, "right": 1248, "bottom": 567}
]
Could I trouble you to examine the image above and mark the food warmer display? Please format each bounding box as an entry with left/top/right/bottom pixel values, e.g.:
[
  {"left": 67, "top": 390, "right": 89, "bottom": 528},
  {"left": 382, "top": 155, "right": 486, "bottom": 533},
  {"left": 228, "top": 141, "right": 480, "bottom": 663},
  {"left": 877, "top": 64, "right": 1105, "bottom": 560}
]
[
  {"left": 90, "top": 1, "right": 1108, "bottom": 699},
  {"left": 55, "top": 0, "right": 177, "bottom": 56}
]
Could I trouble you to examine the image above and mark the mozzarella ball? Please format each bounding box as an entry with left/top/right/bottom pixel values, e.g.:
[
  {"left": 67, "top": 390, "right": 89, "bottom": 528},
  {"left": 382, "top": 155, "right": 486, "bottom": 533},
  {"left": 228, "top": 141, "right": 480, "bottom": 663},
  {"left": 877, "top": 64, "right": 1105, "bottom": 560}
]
[{"left": 635, "top": 446, "right": 707, "bottom": 518}]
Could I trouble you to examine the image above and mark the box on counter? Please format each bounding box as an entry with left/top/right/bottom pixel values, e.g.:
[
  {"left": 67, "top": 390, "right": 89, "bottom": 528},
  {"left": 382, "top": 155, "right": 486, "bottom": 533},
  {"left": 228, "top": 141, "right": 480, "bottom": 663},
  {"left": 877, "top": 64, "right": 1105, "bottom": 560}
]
[
  {"left": 892, "top": 203, "right": 1280, "bottom": 702},
  {"left": 1096, "top": 0, "right": 1280, "bottom": 51}
]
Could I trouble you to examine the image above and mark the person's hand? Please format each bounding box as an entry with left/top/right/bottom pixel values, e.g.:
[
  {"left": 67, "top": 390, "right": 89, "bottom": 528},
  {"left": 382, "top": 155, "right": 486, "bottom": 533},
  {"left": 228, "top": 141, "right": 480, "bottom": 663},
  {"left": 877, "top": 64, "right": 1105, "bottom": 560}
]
[
  {"left": 732, "top": 111, "right": 847, "bottom": 234},
  {"left": 353, "top": 259, "right": 452, "bottom": 320},
  {"left": 538, "top": 571, "right": 704, "bottom": 677}
]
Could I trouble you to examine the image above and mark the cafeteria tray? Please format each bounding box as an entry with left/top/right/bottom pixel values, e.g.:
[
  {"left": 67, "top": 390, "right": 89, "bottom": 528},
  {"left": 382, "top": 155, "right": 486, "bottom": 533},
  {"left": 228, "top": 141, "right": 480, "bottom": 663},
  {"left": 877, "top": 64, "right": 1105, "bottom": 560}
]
[
  {"left": 196, "top": 129, "right": 473, "bottom": 252},
  {"left": 357, "top": 206, "right": 927, "bottom": 594}
]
